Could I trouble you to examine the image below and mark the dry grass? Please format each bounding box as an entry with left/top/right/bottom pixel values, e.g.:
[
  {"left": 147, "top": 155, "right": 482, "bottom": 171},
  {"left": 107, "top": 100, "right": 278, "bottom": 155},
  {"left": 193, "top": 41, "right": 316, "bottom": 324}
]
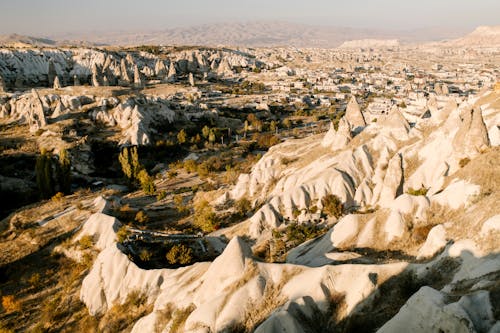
[
  {"left": 231, "top": 267, "right": 302, "bottom": 332},
  {"left": 98, "top": 290, "right": 153, "bottom": 333},
  {"left": 154, "top": 303, "right": 174, "bottom": 333},
  {"left": 402, "top": 153, "right": 421, "bottom": 181},
  {"left": 169, "top": 304, "right": 196, "bottom": 333}
]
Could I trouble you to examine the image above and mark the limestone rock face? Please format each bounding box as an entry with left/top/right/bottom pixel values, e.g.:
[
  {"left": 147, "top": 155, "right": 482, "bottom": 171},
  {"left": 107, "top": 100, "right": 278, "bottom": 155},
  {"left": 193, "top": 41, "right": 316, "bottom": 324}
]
[
  {"left": 453, "top": 106, "right": 490, "bottom": 157},
  {"left": 345, "top": 95, "right": 366, "bottom": 131}
]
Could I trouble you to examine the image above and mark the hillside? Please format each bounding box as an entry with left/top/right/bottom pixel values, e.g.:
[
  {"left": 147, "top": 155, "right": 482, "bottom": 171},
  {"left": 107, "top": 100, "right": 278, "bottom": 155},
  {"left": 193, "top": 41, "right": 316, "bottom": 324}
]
[{"left": 445, "top": 25, "right": 500, "bottom": 47}]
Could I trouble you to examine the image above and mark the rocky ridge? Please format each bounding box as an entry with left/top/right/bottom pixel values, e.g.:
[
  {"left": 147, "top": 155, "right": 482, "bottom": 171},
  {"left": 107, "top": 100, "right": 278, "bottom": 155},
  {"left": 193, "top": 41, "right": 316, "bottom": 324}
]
[{"left": 73, "top": 88, "right": 500, "bottom": 332}]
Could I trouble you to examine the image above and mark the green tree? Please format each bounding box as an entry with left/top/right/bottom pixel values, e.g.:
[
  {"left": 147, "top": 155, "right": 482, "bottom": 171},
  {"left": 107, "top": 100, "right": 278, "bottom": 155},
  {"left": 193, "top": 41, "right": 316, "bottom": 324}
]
[
  {"left": 283, "top": 118, "right": 292, "bottom": 129},
  {"left": 208, "top": 130, "right": 216, "bottom": 145},
  {"left": 116, "top": 226, "right": 131, "bottom": 243},
  {"left": 321, "top": 194, "right": 344, "bottom": 218},
  {"left": 119, "top": 146, "right": 142, "bottom": 181},
  {"left": 137, "top": 169, "right": 156, "bottom": 195},
  {"left": 139, "top": 249, "right": 152, "bottom": 262},
  {"left": 235, "top": 198, "right": 252, "bottom": 217},
  {"left": 135, "top": 210, "right": 149, "bottom": 224},
  {"left": 166, "top": 244, "right": 193, "bottom": 265},
  {"left": 202, "top": 126, "right": 210, "bottom": 139},
  {"left": 270, "top": 120, "right": 278, "bottom": 133},
  {"left": 36, "top": 149, "right": 54, "bottom": 199},
  {"left": 177, "top": 129, "right": 187, "bottom": 144},
  {"left": 193, "top": 200, "right": 218, "bottom": 232},
  {"left": 57, "top": 149, "right": 71, "bottom": 194},
  {"left": 174, "top": 194, "right": 189, "bottom": 214}
]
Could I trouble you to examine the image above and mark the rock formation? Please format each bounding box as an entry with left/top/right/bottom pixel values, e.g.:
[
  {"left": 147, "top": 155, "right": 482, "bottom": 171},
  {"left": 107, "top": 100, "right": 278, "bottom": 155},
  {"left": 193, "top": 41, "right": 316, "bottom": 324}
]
[
  {"left": 133, "top": 64, "right": 142, "bottom": 88},
  {"left": 188, "top": 72, "right": 195, "bottom": 87},
  {"left": 0, "top": 74, "right": 5, "bottom": 93},
  {"left": 120, "top": 58, "right": 131, "bottom": 84},
  {"left": 321, "top": 117, "right": 352, "bottom": 151},
  {"left": 53, "top": 75, "right": 61, "bottom": 89},
  {"left": 47, "top": 59, "right": 56, "bottom": 87},
  {"left": 154, "top": 59, "right": 166, "bottom": 77},
  {"left": 345, "top": 95, "right": 366, "bottom": 131},
  {"left": 166, "top": 62, "right": 177, "bottom": 82},
  {"left": 91, "top": 63, "right": 101, "bottom": 87},
  {"left": 453, "top": 106, "right": 490, "bottom": 156},
  {"left": 28, "top": 89, "right": 47, "bottom": 133}
]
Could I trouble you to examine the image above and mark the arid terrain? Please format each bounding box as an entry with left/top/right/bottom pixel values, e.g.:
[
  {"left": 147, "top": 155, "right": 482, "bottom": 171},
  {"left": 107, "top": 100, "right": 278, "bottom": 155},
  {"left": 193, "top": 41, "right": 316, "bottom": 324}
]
[{"left": 0, "top": 25, "right": 499, "bottom": 333}]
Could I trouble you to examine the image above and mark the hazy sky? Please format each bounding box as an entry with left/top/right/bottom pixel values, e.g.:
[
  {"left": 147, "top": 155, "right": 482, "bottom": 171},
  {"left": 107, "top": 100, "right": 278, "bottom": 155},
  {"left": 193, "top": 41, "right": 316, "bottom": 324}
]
[{"left": 0, "top": 0, "right": 499, "bottom": 36}]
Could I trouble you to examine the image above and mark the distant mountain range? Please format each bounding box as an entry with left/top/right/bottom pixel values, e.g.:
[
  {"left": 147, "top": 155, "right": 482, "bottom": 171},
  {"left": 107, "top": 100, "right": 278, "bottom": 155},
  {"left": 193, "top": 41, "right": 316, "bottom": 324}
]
[
  {"left": 444, "top": 25, "right": 500, "bottom": 47},
  {"left": 1, "top": 22, "right": 498, "bottom": 48}
]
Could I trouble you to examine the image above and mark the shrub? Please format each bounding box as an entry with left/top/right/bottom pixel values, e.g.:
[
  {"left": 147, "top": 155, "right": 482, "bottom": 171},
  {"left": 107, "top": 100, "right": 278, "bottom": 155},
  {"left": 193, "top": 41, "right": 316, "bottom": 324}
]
[
  {"left": 28, "top": 273, "right": 41, "bottom": 288},
  {"left": 407, "top": 187, "right": 428, "bottom": 196},
  {"left": 78, "top": 235, "right": 94, "bottom": 250},
  {"left": 173, "top": 195, "right": 188, "bottom": 214},
  {"left": 253, "top": 133, "right": 280, "bottom": 149},
  {"left": 139, "top": 249, "right": 152, "bottom": 262},
  {"left": 170, "top": 304, "right": 196, "bottom": 333},
  {"left": 193, "top": 200, "right": 218, "bottom": 232},
  {"left": 167, "top": 170, "right": 178, "bottom": 179},
  {"left": 166, "top": 244, "right": 193, "bottom": 265},
  {"left": 137, "top": 169, "right": 156, "bottom": 195},
  {"left": 2, "top": 295, "right": 21, "bottom": 314},
  {"left": 321, "top": 194, "right": 343, "bottom": 218},
  {"left": 156, "top": 190, "right": 167, "bottom": 201},
  {"left": 135, "top": 210, "right": 149, "bottom": 224},
  {"left": 116, "top": 226, "right": 131, "bottom": 243},
  {"left": 459, "top": 157, "right": 470, "bottom": 168},
  {"left": 177, "top": 129, "right": 187, "bottom": 144},
  {"left": 51, "top": 191, "right": 64, "bottom": 202},
  {"left": 183, "top": 159, "right": 197, "bottom": 173},
  {"left": 235, "top": 198, "right": 252, "bottom": 217}
]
